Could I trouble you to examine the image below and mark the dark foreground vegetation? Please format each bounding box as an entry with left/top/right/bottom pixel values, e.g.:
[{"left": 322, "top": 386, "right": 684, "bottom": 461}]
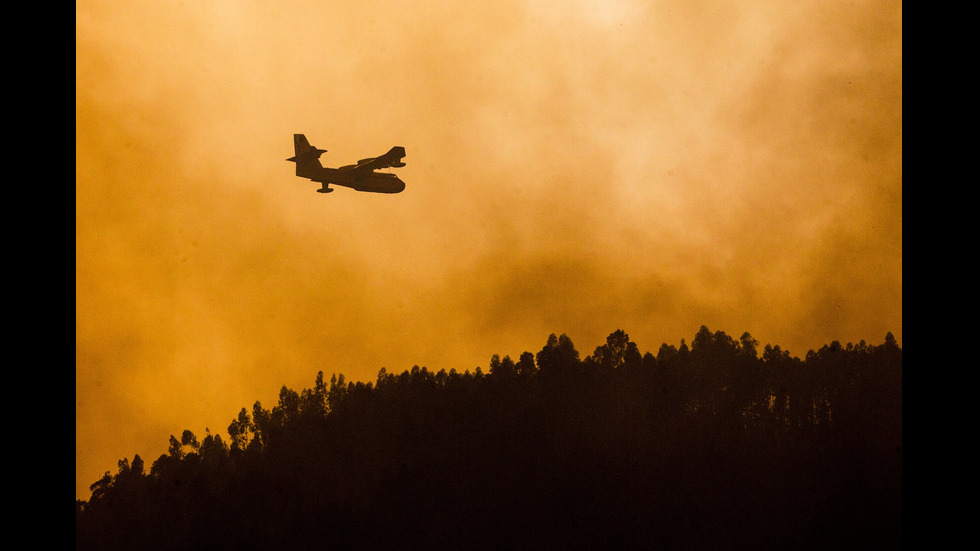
[{"left": 76, "top": 327, "right": 901, "bottom": 550}]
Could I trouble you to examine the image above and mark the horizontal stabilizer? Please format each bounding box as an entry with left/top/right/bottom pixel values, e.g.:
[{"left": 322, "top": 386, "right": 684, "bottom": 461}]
[
  {"left": 288, "top": 133, "right": 327, "bottom": 178},
  {"left": 287, "top": 134, "right": 327, "bottom": 162}
]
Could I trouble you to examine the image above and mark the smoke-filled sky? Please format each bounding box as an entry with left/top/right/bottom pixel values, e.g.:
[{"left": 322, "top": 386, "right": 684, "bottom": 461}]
[{"left": 76, "top": 0, "right": 901, "bottom": 499}]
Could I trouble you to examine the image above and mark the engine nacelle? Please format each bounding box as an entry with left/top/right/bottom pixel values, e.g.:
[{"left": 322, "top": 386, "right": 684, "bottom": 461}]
[{"left": 316, "top": 187, "right": 334, "bottom": 193}]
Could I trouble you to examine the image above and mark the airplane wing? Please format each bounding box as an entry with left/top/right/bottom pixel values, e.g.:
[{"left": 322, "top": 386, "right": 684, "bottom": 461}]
[{"left": 347, "top": 146, "right": 407, "bottom": 172}]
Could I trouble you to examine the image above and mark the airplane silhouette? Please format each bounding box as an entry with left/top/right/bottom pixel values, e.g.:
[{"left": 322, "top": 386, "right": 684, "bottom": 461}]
[{"left": 287, "top": 134, "right": 406, "bottom": 194}]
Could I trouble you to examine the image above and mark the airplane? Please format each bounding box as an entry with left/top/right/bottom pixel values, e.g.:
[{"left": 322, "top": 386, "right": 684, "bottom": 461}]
[{"left": 287, "top": 134, "right": 406, "bottom": 194}]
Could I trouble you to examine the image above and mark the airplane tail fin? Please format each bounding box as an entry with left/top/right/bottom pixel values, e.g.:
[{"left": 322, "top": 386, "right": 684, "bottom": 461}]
[
  {"left": 389, "top": 146, "right": 407, "bottom": 167},
  {"left": 287, "top": 134, "right": 327, "bottom": 178}
]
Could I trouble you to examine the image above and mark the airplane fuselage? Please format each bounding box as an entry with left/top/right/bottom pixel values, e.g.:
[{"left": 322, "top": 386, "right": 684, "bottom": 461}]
[{"left": 310, "top": 167, "right": 406, "bottom": 194}]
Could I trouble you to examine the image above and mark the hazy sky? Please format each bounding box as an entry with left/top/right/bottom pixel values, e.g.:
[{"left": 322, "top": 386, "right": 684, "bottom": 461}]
[{"left": 76, "top": 0, "right": 901, "bottom": 499}]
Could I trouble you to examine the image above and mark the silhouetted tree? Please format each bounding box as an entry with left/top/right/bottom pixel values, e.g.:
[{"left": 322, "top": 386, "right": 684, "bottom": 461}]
[
  {"left": 180, "top": 429, "right": 199, "bottom": 453},
  {"left": 228, "top": 407, "right": 252, "bottom": 452},
  {"left": 488, "top": 353, "right": 517, "bottom": 380},
  {"left": 250, "top": 400, "right": 271, "bottom": 450},
  {"left": 589, "top": 328, "right": 632, "bottom": 372},
  {"left": 536, "top": 333, "right": 580, "bottom": 379},
  {"left": 515, "top": 351, "right": 537, "bottom": 378}
]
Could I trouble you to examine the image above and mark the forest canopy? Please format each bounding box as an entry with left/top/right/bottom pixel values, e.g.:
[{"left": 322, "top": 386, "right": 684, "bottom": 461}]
[{"left": 76, "top": 327, "right": 902, "bottom": 550}]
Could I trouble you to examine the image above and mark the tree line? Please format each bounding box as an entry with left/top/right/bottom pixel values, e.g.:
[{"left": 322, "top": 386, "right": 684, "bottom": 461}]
[{"left": 76, "top": 327, "right": 902, "bottom": 550}]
